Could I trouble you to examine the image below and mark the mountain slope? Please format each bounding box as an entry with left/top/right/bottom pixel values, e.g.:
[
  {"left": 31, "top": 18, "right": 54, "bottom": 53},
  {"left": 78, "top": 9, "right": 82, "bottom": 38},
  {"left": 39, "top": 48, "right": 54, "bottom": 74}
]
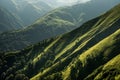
[
  {"left": 12, "top": 0, "right": 53, "bottom": 26},
  {"left": 0, "top": 4, "right": 120, "bottom": 80},
  {"left": 0, "top": 0, "right": 54, "bottom": 26},
  {"left": 0, "top": 18, "right": 75, "bottom": 51},
  {"left": 85, "top": 54, "right": 120, "bottom": 80},
  {"left": 0, "top": 7, "right": 23, "bottom": 33},
  {"left": 0, "top": 0, "right": 120, "bottom": 52},
  {"left": 34, "top": 0, "right": 120, "bottom": 28},
  {"left": 30, "top": 4, "right": 120, "bottom": 80}
]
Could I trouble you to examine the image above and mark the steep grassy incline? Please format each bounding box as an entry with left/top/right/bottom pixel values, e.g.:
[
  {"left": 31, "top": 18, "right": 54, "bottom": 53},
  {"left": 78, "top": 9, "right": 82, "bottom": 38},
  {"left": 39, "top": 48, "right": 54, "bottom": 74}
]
[
  {"left": 0, "top": 0, "right": 120, "bottom": 52},
  {"left": 0, "top": 4, "right": 120, "bottom": 80},
  {"left": 0, "top": 7, "right": 23, "bottom": 33},
  {"left": 30, "top": 6, "right": 120, "bottom": 79},
  {"left": 85, "top": 54, "right": 120, "bottom": 80}
]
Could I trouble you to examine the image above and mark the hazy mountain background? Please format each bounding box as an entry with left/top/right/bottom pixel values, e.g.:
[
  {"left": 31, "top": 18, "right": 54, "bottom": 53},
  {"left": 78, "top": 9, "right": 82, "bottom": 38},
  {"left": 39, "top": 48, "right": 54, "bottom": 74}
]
[
  {"left": 0, "top": 7, "right": 23, "bottom": 33},
  {"left": 0, "top": 0, "right": 53, "bottom": 26},
  {"left": 0, "top": 0, "right": 90, "bottom": 27},
  {"left": 0, "top": 0, "right": 119, "bottom": 27}
]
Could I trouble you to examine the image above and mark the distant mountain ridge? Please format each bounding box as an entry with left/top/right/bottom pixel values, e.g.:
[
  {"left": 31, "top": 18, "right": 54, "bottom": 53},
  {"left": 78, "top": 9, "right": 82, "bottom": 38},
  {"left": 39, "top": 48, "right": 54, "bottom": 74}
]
[
  {"left": 0, "top": 7, "right": 23, "bottom": 33},
  {"left": 0, "top": 0, "right": 54, "bottom": 26}
]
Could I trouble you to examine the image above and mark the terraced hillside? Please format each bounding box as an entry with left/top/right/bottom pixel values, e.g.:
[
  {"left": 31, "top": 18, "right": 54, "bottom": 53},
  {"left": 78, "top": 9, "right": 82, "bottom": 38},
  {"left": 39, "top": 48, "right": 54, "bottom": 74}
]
[
  {"left": 0, "top": 7, "right": 23, "bottom": 33},
  {"left": 0, "top": 0, "right": 120, "bottom": 52},
  {"left": 0, "top": 4, "right": 120, "bottom": 80}
]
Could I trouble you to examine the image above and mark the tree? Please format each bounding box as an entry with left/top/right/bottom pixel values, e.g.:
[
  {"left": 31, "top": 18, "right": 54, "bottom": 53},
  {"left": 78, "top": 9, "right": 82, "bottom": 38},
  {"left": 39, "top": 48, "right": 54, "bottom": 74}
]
[
  {"left": 5, "top": 74, "right": 14, "bottom": 80},
  {"left": 14, "top": 74, "right": 29, "bottom": 80}
]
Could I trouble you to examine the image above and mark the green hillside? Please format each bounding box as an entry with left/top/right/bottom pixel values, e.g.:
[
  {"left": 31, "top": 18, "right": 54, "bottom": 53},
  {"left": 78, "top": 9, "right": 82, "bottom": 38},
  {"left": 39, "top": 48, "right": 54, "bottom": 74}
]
[
  {"left": 0, "top": 16, "right": 75, "bottom": 51},
  {"left": 85, "top": 54, "right": 120, "bottom": 80},
  {"left": 1, "top": 0, "right": 120, "bottom": 52},
  {"left": 0, "top": 7, "right": 23, "bottom": 33},
  {"left": 0, "top": 4, "right": 120, "bottom": 80}
]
